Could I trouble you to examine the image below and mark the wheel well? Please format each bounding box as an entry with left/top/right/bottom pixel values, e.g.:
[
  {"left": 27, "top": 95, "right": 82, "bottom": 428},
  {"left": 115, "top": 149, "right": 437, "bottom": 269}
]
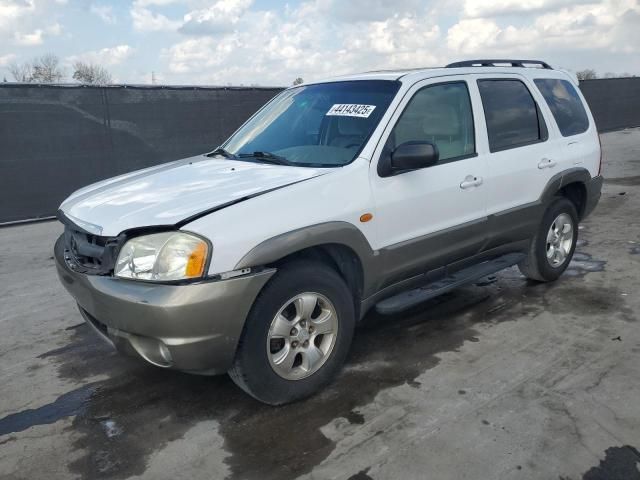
[
  {"left": 270, "top": 244, "right": 364, "bottom": 317},
  {"left": 559, "top": 182, "right": 587, "bottom": 220}
]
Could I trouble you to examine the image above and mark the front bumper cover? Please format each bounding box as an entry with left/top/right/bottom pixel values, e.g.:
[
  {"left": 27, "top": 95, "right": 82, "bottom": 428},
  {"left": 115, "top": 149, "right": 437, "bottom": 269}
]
[{"left": 55, "top": 235, "right": 274, "bottom": 374}]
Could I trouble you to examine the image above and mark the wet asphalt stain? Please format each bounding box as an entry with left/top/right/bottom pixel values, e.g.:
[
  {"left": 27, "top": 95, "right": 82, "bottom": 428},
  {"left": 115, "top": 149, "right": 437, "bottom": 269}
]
[
  {"left": 576, "top": 239, "right": 589, "bottom": 248},
  {"left": 605, "top": 175, "right": 640, "bottom": 186},
  {"left": 0, "top": 384, "right": 95, "bottom": 436},
  {"left": 345, "top": 410, "right": 366, "bottom": 425},
  {"left": 347, "top": 467, "right": 374, "bottom": 480},
  {"left": 25, "top": 284, "right": 506, "bottom": 480},
  {"left": 475, "top": 275, "right": 497, "bottom": 287},
  {"left": 565, "top": 252, "right": 607, "bottom": 277},
  {"left": 582, "top": 445, "right": 640, "bottom": 480},
  {"left": 20, "top": 263, "right": 629, "bottom": 480}
]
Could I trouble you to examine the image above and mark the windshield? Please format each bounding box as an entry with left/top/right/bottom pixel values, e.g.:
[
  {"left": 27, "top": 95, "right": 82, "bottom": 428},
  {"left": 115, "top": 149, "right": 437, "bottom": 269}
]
[{"left": 222, "top": 80, "right": 401, "bottom": 167}]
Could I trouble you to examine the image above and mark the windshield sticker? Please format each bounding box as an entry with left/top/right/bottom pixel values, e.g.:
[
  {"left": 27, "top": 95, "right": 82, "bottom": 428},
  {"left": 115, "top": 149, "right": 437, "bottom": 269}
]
[{"left": 326, "top": 104, "right": 376, "bottom": 118}]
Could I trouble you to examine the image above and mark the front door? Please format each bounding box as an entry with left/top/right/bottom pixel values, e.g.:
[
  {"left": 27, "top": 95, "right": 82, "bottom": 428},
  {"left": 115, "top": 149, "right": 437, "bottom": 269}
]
[{"left": 370, "top": 77, "right": 488, "bottom": 287}]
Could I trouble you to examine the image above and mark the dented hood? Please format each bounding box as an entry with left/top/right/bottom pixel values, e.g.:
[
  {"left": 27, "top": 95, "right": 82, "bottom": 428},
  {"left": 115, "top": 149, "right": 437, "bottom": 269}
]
[{"left": 59, "top": 155, "right": 328, "bottom": 236}]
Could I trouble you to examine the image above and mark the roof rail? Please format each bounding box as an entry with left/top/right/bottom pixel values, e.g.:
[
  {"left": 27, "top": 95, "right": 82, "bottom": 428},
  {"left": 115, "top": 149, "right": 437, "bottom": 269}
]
[{"left": 446, "top": 59, "right": 553, "bottom": 69}]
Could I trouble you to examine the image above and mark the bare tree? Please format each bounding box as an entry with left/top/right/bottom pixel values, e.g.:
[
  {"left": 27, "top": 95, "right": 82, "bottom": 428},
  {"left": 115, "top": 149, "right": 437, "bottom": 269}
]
[
  {"left": 9, "top": 54, "right": 65, "bottom": 83},
  {"left": 8, "top": 61, "right": 34, "bottom": 82},
  {"left": 576, "top": 69, "right": 597, "bottom": 80},
  {"left": 292, "top": 77, "right": 304, "bottom": 85},
  {"left": 72, "top": 61, "right": 112, "bottom": 85},
  {"left": 32, "top": 54, "right": 64, "bottom": 83}
]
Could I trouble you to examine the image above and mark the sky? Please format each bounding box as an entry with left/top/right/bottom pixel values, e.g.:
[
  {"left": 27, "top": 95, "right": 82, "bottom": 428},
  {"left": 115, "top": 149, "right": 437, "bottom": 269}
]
[{"left": 0, "top": 0, "right": 638, "bottom": 86}]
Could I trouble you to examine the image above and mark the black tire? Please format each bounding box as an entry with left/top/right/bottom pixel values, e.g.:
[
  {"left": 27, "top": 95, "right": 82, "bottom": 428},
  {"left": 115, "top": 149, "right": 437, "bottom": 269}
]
[
  {"left": 228, "top": 260, "right": 355, "bottom": 405},
  {"left": 518, "top": 196, "right": 579, "bottom": 282}
]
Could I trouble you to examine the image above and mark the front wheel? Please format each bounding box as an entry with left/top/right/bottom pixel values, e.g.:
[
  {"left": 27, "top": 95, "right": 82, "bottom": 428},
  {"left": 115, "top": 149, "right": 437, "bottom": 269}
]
[
  {"left": 518, "top": 197, "right": 579, "bottom": 282},
  {"left": 228, "top": 260, "right": 355, "bottom": 405}
]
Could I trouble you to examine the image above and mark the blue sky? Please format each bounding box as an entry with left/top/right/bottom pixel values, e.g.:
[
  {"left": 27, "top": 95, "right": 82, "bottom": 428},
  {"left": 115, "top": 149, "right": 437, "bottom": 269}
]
[{"left": 1, "top": 0, "right": 638, "bottom": 86}]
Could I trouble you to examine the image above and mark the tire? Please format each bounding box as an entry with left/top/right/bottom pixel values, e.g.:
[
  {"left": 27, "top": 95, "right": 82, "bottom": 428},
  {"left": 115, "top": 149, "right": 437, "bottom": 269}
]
[
  {"left": 518, "top": 196, "right": 579, "bottom": 282},
  {"left": 228, "top": 260, "right": 355, "bottom": 405}
]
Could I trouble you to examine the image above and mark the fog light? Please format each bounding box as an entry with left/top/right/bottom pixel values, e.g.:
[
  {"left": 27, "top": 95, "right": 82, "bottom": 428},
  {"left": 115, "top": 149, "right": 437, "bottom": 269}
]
[{"left": 159, "top": 343, "right": 172, "bottom": 363}]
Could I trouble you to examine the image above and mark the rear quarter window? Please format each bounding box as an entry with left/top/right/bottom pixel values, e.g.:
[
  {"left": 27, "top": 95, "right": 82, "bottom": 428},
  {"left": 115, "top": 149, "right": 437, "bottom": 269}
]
[{"left": 534, "top": 78, "right": 590, "bottom": 136}]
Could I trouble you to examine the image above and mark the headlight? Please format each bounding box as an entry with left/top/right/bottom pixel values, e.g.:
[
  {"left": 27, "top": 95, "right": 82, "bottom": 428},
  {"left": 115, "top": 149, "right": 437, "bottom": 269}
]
[{"left": 114, "top": 232, "right": 209, "bottom": 281}]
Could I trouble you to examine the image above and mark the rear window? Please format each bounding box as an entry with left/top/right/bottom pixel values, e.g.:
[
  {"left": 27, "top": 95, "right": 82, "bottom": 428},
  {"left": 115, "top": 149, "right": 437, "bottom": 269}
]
[
  {"left": 534, "top": 78, "right": 590, "bottom": 136},
  {"left": 478, "top": 79, "right": 547, "bottom": 152}
]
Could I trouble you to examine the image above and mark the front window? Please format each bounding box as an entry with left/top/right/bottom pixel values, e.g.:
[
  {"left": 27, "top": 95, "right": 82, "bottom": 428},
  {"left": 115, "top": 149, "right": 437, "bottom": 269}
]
[
  {"left": 386, "top": 82, "right": 476, "bottom": 163},
  {"left": 223, "top": 80, "right": 401, "bottom": 167}
]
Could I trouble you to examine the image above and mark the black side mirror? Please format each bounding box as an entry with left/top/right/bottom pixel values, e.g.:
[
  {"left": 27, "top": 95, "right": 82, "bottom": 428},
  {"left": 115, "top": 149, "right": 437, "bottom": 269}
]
[{"left": 390, "top": 141, "right": 439, "bottom": 172}]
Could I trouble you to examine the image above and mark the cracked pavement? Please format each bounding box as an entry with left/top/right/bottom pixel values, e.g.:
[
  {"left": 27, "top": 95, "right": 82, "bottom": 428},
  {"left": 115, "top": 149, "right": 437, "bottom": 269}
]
[{"left": 1, "top": 128, "right": 639, "bottom": 480}]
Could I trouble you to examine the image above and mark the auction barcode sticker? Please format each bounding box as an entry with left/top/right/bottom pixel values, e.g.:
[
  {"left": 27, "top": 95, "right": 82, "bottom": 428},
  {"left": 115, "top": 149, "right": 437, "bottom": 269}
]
[{"left": 326, "top": 104, "right": 376, "bottom": 118}]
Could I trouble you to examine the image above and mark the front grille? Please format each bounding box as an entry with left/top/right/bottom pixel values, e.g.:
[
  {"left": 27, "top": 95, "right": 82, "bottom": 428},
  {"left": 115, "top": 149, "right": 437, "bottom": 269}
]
[{"left": 63, "top": 227, "right": 120, "bottom": 275}]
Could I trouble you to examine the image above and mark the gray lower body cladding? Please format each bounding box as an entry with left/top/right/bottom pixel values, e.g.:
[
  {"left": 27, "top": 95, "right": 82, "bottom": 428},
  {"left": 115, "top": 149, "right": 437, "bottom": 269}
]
[
  {"left": 54, "top": 235, "right": 274, "bottom": 374},
  {"left": 583, "top": 174, "right": 603, "bottom": 219}
]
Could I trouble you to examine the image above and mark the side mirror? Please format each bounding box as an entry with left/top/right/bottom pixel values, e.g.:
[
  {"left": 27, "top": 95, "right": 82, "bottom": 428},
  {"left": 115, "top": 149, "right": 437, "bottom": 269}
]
[{"left": 390, "top": 141, "right": 439, "bottom": 172}]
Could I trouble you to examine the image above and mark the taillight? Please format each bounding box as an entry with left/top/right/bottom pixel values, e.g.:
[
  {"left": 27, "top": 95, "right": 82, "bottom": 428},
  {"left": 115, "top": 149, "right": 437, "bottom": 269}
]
[{"left": 597, "top": 134, "right": 603, "bottom": 176}]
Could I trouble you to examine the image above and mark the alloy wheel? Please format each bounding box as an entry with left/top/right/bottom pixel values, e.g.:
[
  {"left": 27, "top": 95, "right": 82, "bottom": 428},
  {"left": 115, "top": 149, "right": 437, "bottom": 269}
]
[{"left": 266, "top": 292, "right": 338, "bottom": 380}]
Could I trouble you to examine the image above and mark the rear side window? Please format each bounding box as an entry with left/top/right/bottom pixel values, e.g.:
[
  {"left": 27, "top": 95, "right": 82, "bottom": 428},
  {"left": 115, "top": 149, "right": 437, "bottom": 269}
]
[
  {"left": 478, "top": 79, "right": 547, "bottom": 152},
  {"left": 534, "top": 78, "right": 590, "bottom": 136}
]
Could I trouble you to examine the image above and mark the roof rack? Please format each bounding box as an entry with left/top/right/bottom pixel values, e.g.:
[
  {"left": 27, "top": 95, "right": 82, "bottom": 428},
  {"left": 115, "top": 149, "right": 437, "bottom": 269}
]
[{"left": 446, "top": 59, "right": 552, "bottom": 69}]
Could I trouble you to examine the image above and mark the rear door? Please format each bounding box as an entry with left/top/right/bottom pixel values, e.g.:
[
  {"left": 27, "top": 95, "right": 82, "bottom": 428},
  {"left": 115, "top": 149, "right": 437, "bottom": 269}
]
[
  {"left": 532, "top": 77, "right": 600, "bottom": 177},
  {"left": 370, "top": 77, "right": 488, "bottom": 286},
  {"left": 473, "top": 74, "right": 559, "bottom": 249}
]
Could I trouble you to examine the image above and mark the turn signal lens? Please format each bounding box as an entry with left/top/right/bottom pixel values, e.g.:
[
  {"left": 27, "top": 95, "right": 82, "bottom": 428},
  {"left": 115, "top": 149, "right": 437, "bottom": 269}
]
[{"left": 185, "top": 242, "right": 208, "bottom": 277}]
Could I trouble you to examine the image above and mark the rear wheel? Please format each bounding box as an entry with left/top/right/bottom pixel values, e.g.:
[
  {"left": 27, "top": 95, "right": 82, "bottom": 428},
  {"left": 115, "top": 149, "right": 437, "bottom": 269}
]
[
  {"left": 228, "top": 260, "right": 355, "bottom": 405},
  {"left": 518, "top": 197, "right": 578, "bottom": 282}
]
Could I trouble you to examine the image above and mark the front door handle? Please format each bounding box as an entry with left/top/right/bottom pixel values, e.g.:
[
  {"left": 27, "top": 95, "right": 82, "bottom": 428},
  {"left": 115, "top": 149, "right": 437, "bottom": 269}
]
[
  {"left": 538, "top": 158, "right": 557, "bottom": 169},
  {"left": 460, "top": 175, "right": 483, "bottom": 189}
]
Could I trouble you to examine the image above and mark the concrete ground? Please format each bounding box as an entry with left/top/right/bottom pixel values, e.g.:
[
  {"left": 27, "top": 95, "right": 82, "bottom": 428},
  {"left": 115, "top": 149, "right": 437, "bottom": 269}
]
[{"left": 1, "top": 128, "right": 640, "bottom": 480}]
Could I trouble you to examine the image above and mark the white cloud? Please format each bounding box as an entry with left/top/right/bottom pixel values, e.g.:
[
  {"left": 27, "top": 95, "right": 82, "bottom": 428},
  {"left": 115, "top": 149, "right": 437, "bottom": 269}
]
[
  {"left": 448, "top": 0, "right": 640, "bottom": 58},
  {"left": 46, "top": 22, "right": 63, "bottom": 36},
  {"left": 90, "top": 4, "right": 116, "bottom": 24},
  {"left": 312, "top": 0, "right": 426, "bottom": 22},
  {"left": 67, "top": 45, "right": 135, "bottom": 66},
  {"left": 180, "top": 0, "right": 253, "bottom": 34},
  {"left": 163, "top": 35, "right": 241, "bottom": 73},
  {"left": 130, "top": 0, "right": 182, "bottom": 31},
  {"left": 463, "top": 0, "right": 580, "bottom": 18},
  {"left": 0, "top": 53, "right": 17, "bottom": 66},
  {"left": 0, "top": 0, "right": 35, "bottom": 31},
  {"left": 1, "top": 0, "right": 639, "bottom": 86},
  {"left": 13, "top": 28, "right": 43, "bottom": 45}
]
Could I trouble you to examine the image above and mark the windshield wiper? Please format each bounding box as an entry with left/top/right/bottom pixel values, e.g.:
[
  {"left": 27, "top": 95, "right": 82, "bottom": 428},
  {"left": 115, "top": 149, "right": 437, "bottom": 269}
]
[
  {"left": 207, "top": 147, "right": 237, "bottom": 159},
  {"left": 237, "top": 151, "right": 295, "bottom": 166}
]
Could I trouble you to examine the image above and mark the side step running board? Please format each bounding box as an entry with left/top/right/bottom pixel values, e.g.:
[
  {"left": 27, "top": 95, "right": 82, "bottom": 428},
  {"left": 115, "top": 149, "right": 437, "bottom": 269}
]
[{"left": 375, "top": 253, "right": 526, "bottom": 315}]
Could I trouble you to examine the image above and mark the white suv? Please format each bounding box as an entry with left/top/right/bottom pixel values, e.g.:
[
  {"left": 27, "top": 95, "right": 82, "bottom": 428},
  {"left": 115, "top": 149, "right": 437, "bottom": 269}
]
[{"left": 55, "top": 59, "right": 603, "bottom": 404}]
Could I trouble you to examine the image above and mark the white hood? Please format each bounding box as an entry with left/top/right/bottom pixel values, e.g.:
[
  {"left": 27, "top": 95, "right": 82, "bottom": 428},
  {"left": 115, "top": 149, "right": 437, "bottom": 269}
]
[{"left": 59, "top": 155, "right": 328, "bottom": 236}]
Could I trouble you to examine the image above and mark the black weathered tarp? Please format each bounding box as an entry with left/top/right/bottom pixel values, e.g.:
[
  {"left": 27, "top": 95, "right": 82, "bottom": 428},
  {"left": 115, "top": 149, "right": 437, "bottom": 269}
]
[
  {"left": 579, "top": 78, "right": 640, "bottom": 132},
  {"left": 0, "top": 84, "right": 282, "bottom": 223},
  {"left": 1, "top": 78, "right": 639, "bottom": 223}
]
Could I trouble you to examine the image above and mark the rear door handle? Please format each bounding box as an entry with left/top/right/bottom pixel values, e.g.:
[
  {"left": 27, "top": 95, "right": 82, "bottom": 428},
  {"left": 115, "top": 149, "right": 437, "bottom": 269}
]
[
  {"left": 538, "top": 158, "right": 556, "bottom": 169},
  {"left": 460, "top": 175, "right": 483, "bottom": 189}
]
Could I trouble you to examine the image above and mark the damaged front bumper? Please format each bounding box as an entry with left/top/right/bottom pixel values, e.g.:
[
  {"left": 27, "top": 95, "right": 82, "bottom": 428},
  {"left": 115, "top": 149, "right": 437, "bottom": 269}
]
[{"left": 54, "top": 235, "right": 274, "bottom": 374}]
